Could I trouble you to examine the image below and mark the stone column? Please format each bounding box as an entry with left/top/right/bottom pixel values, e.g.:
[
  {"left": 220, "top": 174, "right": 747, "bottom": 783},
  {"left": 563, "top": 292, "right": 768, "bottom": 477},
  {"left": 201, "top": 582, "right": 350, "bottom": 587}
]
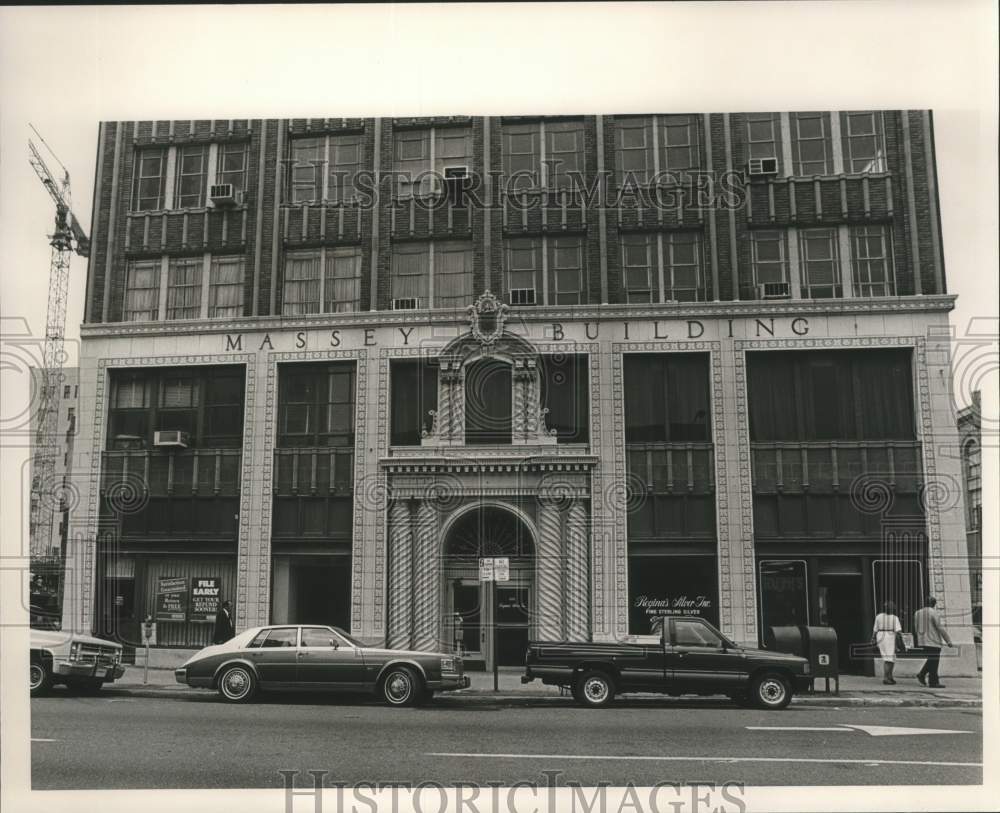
[
  {"left": 564, "top": 498, "right": 590, "bottom": 641},
  {"left": 411, "top": 499, "right": 440, "bottom": 651},
  {"left": 535, "top": 498, "right": 564, "bottom": 640},
  {"left": 717, "top": 339, "right": 758, "bottom": 647},
  {"left": 386, "top": 499, "right": 414, "bottom": 650}
]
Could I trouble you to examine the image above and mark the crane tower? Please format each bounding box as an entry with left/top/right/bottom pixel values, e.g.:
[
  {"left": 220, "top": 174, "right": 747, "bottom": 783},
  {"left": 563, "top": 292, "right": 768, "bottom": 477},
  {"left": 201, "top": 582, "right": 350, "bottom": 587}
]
[{"left": 28, "top": 132, "right": 90, "bottom": 560}]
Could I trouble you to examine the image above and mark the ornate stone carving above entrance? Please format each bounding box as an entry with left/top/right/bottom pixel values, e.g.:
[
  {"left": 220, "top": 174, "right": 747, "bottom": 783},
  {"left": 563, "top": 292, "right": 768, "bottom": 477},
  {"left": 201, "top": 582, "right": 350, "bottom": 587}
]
[{"left": 467, "top": 290, "right": 509, "bottom": 348}]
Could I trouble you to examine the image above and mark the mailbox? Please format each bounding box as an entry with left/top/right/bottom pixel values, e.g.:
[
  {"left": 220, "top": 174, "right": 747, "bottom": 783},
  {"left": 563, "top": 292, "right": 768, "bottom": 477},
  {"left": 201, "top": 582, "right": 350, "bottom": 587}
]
[
  {"left": 765, "top": 625, "right": 805, "bottom": 657},
  {"left": 799, "top": 624, "right": 839, "bottom": 694}
]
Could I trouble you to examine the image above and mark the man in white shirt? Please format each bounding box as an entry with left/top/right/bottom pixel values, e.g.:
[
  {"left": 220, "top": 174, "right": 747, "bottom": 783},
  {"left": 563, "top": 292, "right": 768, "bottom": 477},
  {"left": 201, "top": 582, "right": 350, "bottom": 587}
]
[{"left": 914, "top": 596, "right": 953, "bottom": 688}]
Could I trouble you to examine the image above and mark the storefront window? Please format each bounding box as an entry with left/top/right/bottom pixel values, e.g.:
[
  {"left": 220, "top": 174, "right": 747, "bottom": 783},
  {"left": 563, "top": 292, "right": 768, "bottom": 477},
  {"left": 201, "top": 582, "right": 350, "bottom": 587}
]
[
  {"left": 628, "top": 555, "right": 718, "bottom": 634},
  {"left": 759, "top": 560, "right": 809, "bottom": 630}
]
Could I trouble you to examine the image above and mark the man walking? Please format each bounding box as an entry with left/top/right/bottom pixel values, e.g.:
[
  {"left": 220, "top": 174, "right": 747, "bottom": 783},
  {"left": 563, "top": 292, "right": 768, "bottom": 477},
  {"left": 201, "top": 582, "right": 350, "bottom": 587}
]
[
  {"left": 213, "top": 599, "right": 235, "bottom": 645},
  {"left": 914, "top": 596, "right": 953, "bottom": 688}
]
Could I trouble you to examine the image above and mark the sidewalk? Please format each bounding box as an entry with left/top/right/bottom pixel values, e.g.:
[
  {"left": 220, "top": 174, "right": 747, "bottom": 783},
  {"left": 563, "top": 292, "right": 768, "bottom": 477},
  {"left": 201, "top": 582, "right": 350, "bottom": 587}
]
[{"left": 111, "top": 666, "right": 981, "bottom": 707}]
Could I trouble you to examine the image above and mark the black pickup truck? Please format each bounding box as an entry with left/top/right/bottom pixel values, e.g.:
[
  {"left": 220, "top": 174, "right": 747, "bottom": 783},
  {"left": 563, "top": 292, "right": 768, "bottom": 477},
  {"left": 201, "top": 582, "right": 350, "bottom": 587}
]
[{"left": 522, "top": 616, "right": 810, "bottom": 709}]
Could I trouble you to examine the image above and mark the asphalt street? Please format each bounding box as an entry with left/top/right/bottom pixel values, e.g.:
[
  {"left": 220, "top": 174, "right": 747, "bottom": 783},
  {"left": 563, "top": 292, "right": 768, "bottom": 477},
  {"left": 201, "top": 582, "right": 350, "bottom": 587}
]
[{"left": 31, "top": 690, "right": 982, "bottom": 789}]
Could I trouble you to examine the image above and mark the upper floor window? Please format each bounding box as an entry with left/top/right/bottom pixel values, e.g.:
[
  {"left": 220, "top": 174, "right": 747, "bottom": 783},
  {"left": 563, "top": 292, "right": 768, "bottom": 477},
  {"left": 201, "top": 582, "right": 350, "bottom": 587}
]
[
  {"left": 282, "top": 246, "right": 363, "bottom": 316},
  {"left": 393, "top": 127, "right": 471, "bottom": 198},
  {"left": 130, "top": 142, "right": 248, "bottom": 211},
  {"left": 125, "top": 254, "right": 246, "bottom": 321},
  {"left": 623, "top": 353, "right": 711, "bottom": 443},
  {"left": 745, "top": 113, "right": 782, "bottom": 169},
  {"left": 615, "top": 115, "right": 702, "bottom": 184},
  {"left": 133, "top": 149, "right": 167, "bottom": 212},
  {"left": 503, "top": 120, "right": 585, "bottom": 190},
  {"left": 124, "top": 259, "right": 161, "bottom": 321},
  {"left": 464, "top": 359, "right": 512, "bottom": 445},
  {"left": 798, "top": 228, "right": 841, "bottom": 299},
  {"left": 390, "top": 359, "right": 439, "bottom": 446},
  {"left": 289, "top": 134, "right": 364, "bottom": 204},
  {"left": 504, "top": 235, "right": 586, "bottom": 306},
  {"left": 277, "top": 362, "right": 356, "bottom": 447},
  {"left": 850, "top": 225, "right": 895, "bottom": 296},
  {"left": 620, "top": 232, "right": 705, "bottom": 303},
  {"left": 747, "top": 349, "right": 915, "bottom": 441},
  {"left": 841, "top": 111, "right": 886, "bottom": 174},
  {"left": 791, "top": 112, "right": 833, "bottom": 176},
  {"left": 107, "top": 366, "right": 245, "bottom": 450},
  {"left": 750, "top": 230, "right": 789, "bottom": 290},
  {"left": 540, "top": 354, "right": 590, "bottom": 444},
  {"left": 390, "top": 240, "right": 472, "bottom": 310}
]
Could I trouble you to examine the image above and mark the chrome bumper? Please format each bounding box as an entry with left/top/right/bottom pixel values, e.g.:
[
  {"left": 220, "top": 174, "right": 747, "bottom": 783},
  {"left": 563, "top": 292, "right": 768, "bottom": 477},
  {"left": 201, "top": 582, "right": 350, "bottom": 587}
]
[
  {"left": 55, "top": 661, "right": 125, "bottom": 682},
  {"left": 430, "top": 674, "right": 471, "bottom": 691}
]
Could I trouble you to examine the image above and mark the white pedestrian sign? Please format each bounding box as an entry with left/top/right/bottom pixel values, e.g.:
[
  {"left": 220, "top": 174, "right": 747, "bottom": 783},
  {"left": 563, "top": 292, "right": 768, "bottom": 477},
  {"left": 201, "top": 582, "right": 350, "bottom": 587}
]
[{"left": 479, "top": 557, "right": 510, "bottom": 582}]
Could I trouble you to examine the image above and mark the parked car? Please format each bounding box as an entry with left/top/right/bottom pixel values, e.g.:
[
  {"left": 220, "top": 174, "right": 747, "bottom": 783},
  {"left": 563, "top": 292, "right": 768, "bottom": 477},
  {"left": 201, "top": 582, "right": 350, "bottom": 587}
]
[
  {"left": 175, "top": 624, "right": 470, "bottom": 705},
  {"left": 522, "top": 616, "right": 811, "bottom": 709},
  {"left": 30, "top": 629, "right": 126, "bottom": 696}
]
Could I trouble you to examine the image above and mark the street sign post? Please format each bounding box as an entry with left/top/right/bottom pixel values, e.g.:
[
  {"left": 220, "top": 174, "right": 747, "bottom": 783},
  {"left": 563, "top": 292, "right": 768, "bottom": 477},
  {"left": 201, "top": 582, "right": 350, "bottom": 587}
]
[{"left": 479, "top": 557, "right": 510, "bottom": 691}]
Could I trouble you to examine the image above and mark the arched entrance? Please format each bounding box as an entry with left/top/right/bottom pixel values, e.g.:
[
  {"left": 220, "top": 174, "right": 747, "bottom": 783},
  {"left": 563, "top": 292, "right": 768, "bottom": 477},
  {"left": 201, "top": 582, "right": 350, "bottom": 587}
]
[{"left": 442, "top": 504, "right": 535, "bottom": 669}]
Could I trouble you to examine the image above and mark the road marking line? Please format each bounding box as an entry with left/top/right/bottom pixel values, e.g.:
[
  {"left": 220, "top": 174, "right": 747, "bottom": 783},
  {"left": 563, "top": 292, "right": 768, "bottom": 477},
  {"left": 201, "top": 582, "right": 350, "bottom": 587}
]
[
  {"left": 427, "top": 753, "right": 982, "bottom": 768},
  {"left": 842, "top": 724, "right": 974, "bottom": 737},
  {"left": 746, "top": 726, "right": 849, "bottom": 732},
  {"left": 31, "top": 738, "right": 59, "bottom": 743}
]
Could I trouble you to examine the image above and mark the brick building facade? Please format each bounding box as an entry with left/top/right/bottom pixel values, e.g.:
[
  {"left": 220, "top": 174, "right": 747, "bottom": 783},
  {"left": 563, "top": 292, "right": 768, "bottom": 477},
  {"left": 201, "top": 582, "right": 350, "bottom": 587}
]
[{"left": 61, "top": 112, "right": 977, "bottom": 674}]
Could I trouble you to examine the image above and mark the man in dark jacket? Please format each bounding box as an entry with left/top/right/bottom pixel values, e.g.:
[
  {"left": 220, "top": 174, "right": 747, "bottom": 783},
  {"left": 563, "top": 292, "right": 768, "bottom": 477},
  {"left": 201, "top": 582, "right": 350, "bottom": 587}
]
[{"left": 213, "top": 600, "right": 235, "bottom": 644}]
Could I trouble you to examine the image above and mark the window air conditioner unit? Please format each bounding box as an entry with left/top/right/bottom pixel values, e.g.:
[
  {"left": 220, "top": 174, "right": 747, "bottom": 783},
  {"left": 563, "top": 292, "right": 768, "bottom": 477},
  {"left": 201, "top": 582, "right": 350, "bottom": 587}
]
[
  {"left": 443, "top": 166, "right": 469, "bottom": 180},
  {"left": 392, "top": 297, "right": 419, "bottom": 311},
  {"left": 758, "top": 281, "right": 791, "bottom": 299},
  {"left": 153, "top": 430, "right": 190, "bottom": 448},
  {"left": 209, "top": 184, "right": 241, "bottom": 207},
  {"left": 509, "top": 288, "right": 536, "bottom": 306},
  {"left": 747, "top": 157, "right": 779, "bottom": 176}
]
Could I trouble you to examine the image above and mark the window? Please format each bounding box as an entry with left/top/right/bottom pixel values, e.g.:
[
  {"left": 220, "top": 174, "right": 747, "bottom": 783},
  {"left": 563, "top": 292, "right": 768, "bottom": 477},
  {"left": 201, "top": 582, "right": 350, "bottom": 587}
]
[
  {"left": 746, "top": 113, "right": 781, "bottom": 165},
  {"left": 615, "top": 115, "right": 701, "bottom": 184},
  {"left": 175, "top": 145, "right": 209, "bottom": 208},
  {"left": 464, "top": 359, "right": 512, "bottom": 444},
  {"left": 540, "top": 354, "right": 590, "bottom": 444},
  {"left": 621, "top": 233, "right": 654, "bottom": 302},
  {"left": 550, "top": 236, "right": 584, "bottom": 305},
  {"left": 502, "top": 120, "right": 584, "bottom": 190},
  {"left": 390, "top": 359, "right": 438, "bottom": 446},
  {"left": 288, "top": 134, "right": 364, "bottom": 203},
  {"left": 673, "top": 619, "right": 724, "bottom": 648},
  {"left": 505, "top": 237, "right": 542, "bottom": 301},
  {"left": 157, "top": 375, "right": 198, "bottom": 435},
  {"left": 393, "top": 127, "right": 471, "bottom": 198},
  {"left": 390, "top": 241, "right": 472, "bottom": 309},
  {"left": 798, "top": 228, "right": 841, "bottom": 298},
  {"left": 63, "top": 385, "right": 71, "bottom": 399},
  {"left": 132, "top": 142, "right": 250, "bottom": 211},
  {"left": 260, "top": 628, "right": 298, "bottom": 648},
  {"left": 619, "top": 232, "right": 705, "bottom": 303},
  {"left": 628, "top": 556, "right": 720, "bottom": 632},
  {"left": 277, "top": 362, "right": 356, "bottom": 447},
  {"left": 624, "top": 353, "right": 711, "bottom": 443},
  {"left": 132, "top": 149, "right": 167, "bottom": 211},
  {"left": 300, "top": 627, "right": 341, "bottom": 648},
  {"left": 124, "top": 260, "right": 161, "bottom": 321},
  {"left": 208, "top": 256, "right": 245, "bottom": 318},
  {"left": 751, "top": 230, "right": 788, "bottom": 287},
  {"left": 216, "top": 142, "right": 248, "bottom": 194},
  {"left": 166, "top": 257, "right": 203, "bottom": 320},
  {"left": 282, "top": 251, "right": 322, "bottom": 315},
  {"left": 324, "top": 247, "right": 363, "bottom": 313},
  {"left": 203, "top": 372, "right": 245, "bottom": 446},
  {"left": 109, "top": 374, "right": 150, "bottom": 447},
  {"left": 850, "top": 225, "right": 894, "bottom": 296},
  {"left": 791, "top": 112, "right": 833, "bottom": 176},
  {"left": 842, "top": 112, "right": 886, "bottom": 174}
]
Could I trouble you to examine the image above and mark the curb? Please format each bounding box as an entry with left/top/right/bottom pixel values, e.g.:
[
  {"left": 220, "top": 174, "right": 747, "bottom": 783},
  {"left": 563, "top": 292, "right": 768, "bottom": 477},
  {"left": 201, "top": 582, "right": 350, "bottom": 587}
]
[{"left": 99, "top": 685, "right": 982, "bottom": 708}]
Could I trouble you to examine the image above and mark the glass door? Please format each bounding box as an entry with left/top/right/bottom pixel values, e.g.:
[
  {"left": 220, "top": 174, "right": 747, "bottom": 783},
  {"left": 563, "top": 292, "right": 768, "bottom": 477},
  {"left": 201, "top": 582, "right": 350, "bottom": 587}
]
[{"left": 448, "top": 578, "right": 483, "bottom": 662}]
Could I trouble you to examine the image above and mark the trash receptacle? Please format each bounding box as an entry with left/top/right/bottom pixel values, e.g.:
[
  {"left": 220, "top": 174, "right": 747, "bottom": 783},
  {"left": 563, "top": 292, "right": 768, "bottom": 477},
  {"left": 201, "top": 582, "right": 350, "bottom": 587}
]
[
  {"left": 765, "top": 625, "right": 805, "bottom": 657},
  {"left": 799, "top": 625, "right": 839, "bottom": 694}
]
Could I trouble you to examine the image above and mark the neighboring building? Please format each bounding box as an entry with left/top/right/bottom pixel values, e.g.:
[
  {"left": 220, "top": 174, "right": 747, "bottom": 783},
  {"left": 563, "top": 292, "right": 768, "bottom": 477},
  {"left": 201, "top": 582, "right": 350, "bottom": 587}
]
[
  {"left": 958, "top": 390, "right": 982, "bottom": 612},
  {"left": 60, "top": 112, "right": 977, "bottom": 674},
  {"left": 29, "top": 366, "right": 79, "bottom": 558}
]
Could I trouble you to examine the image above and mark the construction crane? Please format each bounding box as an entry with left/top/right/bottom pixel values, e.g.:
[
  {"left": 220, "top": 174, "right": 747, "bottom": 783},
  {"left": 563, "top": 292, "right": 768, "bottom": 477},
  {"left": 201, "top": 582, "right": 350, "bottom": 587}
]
[{"left": 28, "top": 127, "right": 89, "bottom": 563}]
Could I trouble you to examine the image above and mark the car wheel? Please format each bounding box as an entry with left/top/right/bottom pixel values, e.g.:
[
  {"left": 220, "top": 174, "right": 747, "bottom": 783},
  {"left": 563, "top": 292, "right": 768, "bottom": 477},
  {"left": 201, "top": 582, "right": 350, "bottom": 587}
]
[
  {"left": 381, "top": 666, "right": 421, "bottom": 707},
  {"left": 575, "top": 670, "right": 616, "bottom": 708},
  {"left": 218, "top": 665, "right": 257, "bottom": 703},
  {"left": 752, "top": 673, "right": 791, "bottom": 710},
  {"left": 30, "top": 660, "right": 52, "bottom": 697}
]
